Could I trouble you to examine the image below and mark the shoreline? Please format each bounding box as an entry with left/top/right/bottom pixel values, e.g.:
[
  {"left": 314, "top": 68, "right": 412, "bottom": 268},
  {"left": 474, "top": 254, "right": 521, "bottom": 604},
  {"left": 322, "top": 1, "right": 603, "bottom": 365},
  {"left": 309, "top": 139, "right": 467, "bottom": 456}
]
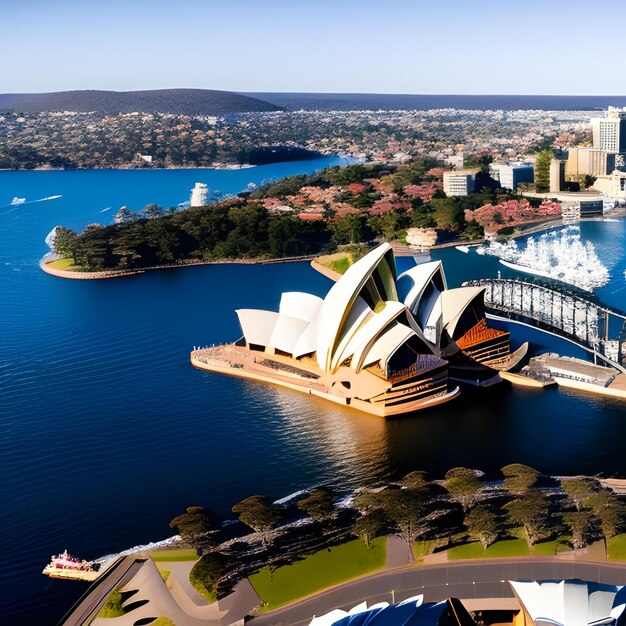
[{"left": 40, "top": 253, "right": 318, "bottom": 280}]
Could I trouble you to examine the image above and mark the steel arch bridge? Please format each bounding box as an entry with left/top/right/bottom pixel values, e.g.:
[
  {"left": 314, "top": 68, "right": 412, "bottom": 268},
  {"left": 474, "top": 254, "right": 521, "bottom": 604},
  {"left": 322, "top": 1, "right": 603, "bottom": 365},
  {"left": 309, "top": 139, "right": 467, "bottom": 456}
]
[{"left": 463, "top": 278, "right": 626, "bottom": 373}]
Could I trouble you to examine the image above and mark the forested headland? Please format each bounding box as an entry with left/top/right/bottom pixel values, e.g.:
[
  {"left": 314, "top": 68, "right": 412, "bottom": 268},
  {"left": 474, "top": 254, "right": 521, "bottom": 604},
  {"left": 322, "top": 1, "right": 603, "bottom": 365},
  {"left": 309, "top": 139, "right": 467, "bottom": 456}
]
[{"left": 51, "top": 160, "right": 525, "bottom": 272}]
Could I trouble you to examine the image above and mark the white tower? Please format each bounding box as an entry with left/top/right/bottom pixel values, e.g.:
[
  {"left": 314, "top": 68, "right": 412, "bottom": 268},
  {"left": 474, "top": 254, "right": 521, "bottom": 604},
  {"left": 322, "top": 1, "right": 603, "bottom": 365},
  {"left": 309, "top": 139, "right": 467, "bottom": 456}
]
[{"left": 190, "top": 183, "right": 209, "bottom": 207}]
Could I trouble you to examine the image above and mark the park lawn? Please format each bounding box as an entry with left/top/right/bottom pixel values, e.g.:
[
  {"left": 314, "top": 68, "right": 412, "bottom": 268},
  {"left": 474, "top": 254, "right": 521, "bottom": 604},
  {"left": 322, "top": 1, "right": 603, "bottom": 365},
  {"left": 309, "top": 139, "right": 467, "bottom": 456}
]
[
  {"left": 150, "top": 548, "right": 198, "bottom": 562},
  {"left": 447, "top": 538, "right": 559, "bottom": 560},
  {"left": 412, "top": 540, "right": 436, "bottom": 560},
  {"left": 47, "top": 258, "right": 82, "bottom": 271},
  {"left": 607, "top": 534, "right": 626, "bottom": 561},
  {"left": 250, "top": 537, "right": 386, "bottom": 611},
  {"left": 150, "top": 618, "right": 175, "bottom": 626}
]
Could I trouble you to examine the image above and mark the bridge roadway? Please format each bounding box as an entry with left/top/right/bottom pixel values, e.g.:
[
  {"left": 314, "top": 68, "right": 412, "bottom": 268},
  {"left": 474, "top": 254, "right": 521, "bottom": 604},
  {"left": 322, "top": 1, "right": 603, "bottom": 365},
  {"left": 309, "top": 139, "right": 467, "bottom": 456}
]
[
  {"left": 464, "top": 278, "right": 626, "bottom": 373},
  {"left": 250, "top": 558, "right": 626, "bottom": 626}
]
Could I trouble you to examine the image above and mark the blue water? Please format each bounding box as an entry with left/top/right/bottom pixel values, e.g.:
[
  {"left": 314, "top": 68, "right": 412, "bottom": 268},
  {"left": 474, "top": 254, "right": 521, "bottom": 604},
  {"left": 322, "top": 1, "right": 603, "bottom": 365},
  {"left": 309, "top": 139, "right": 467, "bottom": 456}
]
[{"left": 1, "top": 163, "right": 625, "bottom": 623}]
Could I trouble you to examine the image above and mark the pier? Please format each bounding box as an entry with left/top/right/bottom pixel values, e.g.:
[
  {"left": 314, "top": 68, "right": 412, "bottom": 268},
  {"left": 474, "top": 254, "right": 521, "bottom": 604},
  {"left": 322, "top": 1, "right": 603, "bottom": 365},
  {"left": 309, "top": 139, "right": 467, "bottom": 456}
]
[{"left": 464, "top": 278, "right": 626, "bottom": 373}]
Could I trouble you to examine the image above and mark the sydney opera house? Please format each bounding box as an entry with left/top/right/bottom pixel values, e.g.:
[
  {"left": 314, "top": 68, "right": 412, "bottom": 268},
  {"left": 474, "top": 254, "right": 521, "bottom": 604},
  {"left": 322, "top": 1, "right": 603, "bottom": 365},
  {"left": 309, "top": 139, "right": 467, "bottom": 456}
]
[{"left": 191, "top": 243, "right": 525, "bottom": 417}]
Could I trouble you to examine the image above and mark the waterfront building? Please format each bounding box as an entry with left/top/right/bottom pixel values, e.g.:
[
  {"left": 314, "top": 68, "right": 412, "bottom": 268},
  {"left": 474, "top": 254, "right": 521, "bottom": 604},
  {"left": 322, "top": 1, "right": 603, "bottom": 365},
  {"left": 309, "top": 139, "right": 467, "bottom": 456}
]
[
  {"left": 190, "top": 182, "right": 209, "bottom": 207},
  {"left": 191, "top": 244, "right": 460, "bottom": 417},
  {"left": 443, "top": 169, "right": 477, "bottom": 196},
  {"left": 489, "top": 161, "right": 534, "bottom": 191},
  {"left": 591, "top": 106, "right": 626, "bottom": 153},
  {"left": 191, "top": 245, "right": 526, "bottom": 414},
  {"left": 565, "top": 147, "right": 620, "bottom": 177}
]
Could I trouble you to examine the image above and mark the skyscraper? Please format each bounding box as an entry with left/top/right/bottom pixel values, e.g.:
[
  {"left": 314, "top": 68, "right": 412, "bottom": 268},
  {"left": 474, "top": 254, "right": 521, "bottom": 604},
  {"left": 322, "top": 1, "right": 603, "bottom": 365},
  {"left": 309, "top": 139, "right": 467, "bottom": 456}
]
[{"left": 591, "top": 107, "right": 626, "bottom": 153}]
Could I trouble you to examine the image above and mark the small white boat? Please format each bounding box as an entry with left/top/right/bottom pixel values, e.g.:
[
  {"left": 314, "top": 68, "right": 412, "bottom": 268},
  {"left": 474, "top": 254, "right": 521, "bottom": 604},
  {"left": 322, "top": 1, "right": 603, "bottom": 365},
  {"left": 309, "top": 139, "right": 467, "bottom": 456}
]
[
  {"left": 11, "top": 197, "right": 26, "bottom": 205},
  {"left": 456, "top": 245, "right": 470, "bottom": 253}
]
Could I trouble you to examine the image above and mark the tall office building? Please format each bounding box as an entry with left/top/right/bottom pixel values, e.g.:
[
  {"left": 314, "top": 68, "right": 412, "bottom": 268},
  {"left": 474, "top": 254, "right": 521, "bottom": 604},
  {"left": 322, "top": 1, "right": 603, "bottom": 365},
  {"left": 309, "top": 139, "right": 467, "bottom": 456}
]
[
  {"left": 489, "top": 161, "right": 534, "bottom": 190},
  {"left": 443, "top": 170, "right": 477, "bottom": 196},
  {"left": 591, "top": 107, "right": 626, "bottom": 153}
]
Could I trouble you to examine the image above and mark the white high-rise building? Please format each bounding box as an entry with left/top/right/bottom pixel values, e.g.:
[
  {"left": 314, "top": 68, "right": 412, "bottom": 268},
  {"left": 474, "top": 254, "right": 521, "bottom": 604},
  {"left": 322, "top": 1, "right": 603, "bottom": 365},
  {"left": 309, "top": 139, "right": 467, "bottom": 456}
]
[
  {"left": 591, "top": 107, "right": 626, "bottom": 153},
  {"left": 443, "top": 170, "right": 477, "bottom": 196},
  {"left": 190, "top": 183, "right": 209, "bottom": 207}
]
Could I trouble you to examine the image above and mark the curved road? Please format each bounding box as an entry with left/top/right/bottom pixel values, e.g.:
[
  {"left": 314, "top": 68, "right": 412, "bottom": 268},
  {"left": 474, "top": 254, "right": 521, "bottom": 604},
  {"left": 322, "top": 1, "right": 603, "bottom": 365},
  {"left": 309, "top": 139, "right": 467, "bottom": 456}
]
[{"left": 250, "top": 558, "right": 626, "bottom": 626}]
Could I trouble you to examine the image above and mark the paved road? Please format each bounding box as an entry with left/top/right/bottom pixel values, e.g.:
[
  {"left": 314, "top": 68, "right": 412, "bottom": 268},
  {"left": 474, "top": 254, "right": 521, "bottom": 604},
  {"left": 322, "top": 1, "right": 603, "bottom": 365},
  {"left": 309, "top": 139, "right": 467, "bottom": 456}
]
[
  {"left": 59, "top": 556, "right": 146, "bottom": 626},
  {"left": 250, "top": 558, "right": 626, "bottom": 626}
]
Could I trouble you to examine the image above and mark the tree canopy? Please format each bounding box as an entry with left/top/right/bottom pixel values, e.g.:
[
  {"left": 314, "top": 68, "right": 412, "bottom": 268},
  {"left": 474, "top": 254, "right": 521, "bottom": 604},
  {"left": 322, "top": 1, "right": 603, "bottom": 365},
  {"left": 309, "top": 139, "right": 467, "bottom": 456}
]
[
  {"left": 297, "top": 488, "right": 336, "bottom": 521},
  {"left": 444, "top": 468, "right": 482, "bottom": 511},
  {"left": 231, "top": 495, "right": 283, "bottom": 544}
]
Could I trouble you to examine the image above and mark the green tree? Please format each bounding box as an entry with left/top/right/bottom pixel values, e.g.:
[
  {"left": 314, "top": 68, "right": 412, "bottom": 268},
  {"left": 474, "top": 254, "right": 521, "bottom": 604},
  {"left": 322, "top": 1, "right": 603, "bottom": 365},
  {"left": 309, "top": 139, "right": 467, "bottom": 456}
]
[
  {"left": 188, "top": 552, "right": 228, "bottom": 602},
  {"left": 561, "top": 477, "right": 599, "bottom": 511},
  {"left": 445, "top": 468, "right": 482, "bottom": 511},
  {"left": 503, "top": 489, "right": 551, "bottom": 548},
  {"left": 332, "top": 214, "right": 364, "bottom": 245},
  {"left": 560, "top": 511, "right": 593, "bottom": 550},
  {"left": 352, "top": 489, "right": 380, "bottom": 514},
  {"left": 169, "top": 506, "right": 218, "bottom": 550},
  {"left": 501, "top": 464, "right": 540, "bottom": 496},
  {"left": 231, "top": 495, "right": 283, "bottom": 546},
  {"left": 461, "top": 219, "right": 484, "bottom": 241},
  {"left": 534, "top": 149, "right": 553, "bottom": 193},
  {"left": 52, "top": 226, "right": 78, "bottom": 258},
  {"left": 464, "top": 505, "right": 500, "bottom": 549},
  {"left": 380, "top": 488, "right": 429, "bottom": 548},
  {"left": 352, "top": 509, "right": 387, "bottom": 548},
  {"left": 585, "top": 492, "right": 626, "bottom": 540},
  {"left": 297, "top": 488, "right": 336, "bottom": 521},
  {"left": 400, "top": 471, "right": 431, "bottom": 495}
]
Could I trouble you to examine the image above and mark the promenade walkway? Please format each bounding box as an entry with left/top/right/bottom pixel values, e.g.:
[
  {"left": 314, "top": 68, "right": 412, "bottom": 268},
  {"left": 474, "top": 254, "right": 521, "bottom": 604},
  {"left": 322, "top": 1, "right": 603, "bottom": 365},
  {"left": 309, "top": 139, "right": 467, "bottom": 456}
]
[{"left": 250, "top": 558, "right": 626, "bottom": 626}]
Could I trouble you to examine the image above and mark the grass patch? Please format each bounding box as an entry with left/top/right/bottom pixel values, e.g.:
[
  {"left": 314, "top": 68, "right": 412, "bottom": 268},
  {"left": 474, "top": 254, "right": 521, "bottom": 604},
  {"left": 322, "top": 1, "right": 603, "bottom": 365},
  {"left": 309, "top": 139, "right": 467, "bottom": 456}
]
[
  {"left": 607, "top": 534, "right": 626, "bottom": 561},
  {"left": 159, "top": 569, "right": 171, "bottom": 582},
  {"left": 150, "top": 548, "right": 198, "bottom": 562},
  {"left": 47, "top": 258, "right": 82, "bottom": 271},
  {"left": 151, "top": 618, "right": 175, "bottom": 626},
  {"left": 329, "top": 255, "right": 354, "bottom": 274},
  {"left": 447, "top": 538, "right": 559, "bottom": 560},
  {"left": 412, "top": 540, "right": 436, "bottom": 559},
  {"left": 97, "top": 590, "right": 126, "bottom": 618},
  {"left": 250, "top": 537, "right": 386, "bottom": 611}
]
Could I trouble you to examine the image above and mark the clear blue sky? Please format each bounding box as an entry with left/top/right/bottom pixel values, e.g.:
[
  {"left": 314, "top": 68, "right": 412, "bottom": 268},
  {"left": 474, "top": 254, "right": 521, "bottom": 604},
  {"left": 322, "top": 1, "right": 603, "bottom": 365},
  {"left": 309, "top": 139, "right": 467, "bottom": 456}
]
[{"left": 3, "top": 0, "right": 624, "bottom": 94}]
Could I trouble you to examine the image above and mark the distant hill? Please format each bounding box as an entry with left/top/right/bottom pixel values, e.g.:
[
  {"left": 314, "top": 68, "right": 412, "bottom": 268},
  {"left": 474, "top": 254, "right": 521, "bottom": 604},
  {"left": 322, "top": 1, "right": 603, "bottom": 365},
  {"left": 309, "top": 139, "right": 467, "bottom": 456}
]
[
  {"left": 241, "top": 92, "right": 626, "bottom": 111},
  {"left": 0, "top": 89, "right": 282, "bottom": 115}
]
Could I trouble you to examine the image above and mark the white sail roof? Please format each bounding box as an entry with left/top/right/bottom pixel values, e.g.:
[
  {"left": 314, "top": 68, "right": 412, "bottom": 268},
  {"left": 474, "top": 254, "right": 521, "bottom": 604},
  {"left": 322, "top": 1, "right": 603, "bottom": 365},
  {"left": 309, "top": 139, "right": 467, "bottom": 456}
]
[
  {"left": 440, "top": 286, "right": 485, "bottom": 338},
  {"left": 269, "top": 314, "right": 311, "bottom": 355},
  {"left": 316, "top": 243, "right": 396, "bottom": 372},
  {"left": 279, "top": 292, "right": 323, "bottom": 323},
  {"left": 346, "top": 301, "right": 406, "bottom": 372},
  {"left": 361, "top": 323, "right": 416, "bottom": 371},
  {"left": 236, "top": 309, "right": 279, "bottom": 347},
  {"left": 510, "top": 580, "right": 625, "bottom": 626},
  {"left": 398, "top": 261, "right": 446, "bottom": 313}
]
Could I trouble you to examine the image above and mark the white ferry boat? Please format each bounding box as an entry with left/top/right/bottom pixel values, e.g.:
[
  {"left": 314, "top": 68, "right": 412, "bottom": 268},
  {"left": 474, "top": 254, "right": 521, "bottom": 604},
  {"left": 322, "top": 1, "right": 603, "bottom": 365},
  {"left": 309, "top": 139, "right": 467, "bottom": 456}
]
[{"left": 42, "top": 549, "right": 100, "bottom": 581}]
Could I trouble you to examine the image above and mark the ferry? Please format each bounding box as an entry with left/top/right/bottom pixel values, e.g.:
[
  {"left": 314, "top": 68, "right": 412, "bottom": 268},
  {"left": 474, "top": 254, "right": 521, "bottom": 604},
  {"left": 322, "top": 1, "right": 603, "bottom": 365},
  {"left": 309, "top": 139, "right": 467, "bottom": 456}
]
[{"left": 42, "top": 550, "right": 100, "bottom": 581}]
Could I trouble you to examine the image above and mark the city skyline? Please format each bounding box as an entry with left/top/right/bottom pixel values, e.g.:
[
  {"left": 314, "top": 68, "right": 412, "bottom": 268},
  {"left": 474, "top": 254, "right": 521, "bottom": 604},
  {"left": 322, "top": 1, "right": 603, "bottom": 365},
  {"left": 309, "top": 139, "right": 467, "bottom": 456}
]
[{"left": 3, "top": 0, "right": 626, "bottom": 95}]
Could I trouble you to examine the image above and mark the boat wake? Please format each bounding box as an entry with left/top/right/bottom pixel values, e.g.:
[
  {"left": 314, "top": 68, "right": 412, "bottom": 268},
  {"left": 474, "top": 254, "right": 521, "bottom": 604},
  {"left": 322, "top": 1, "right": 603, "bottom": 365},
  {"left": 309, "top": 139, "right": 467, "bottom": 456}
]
[
  {"left": 477, "top": 226, "right": 610, "bottom": 291},
  {"left": 95, "top": 535, "right": 182, "bottom": 568}
]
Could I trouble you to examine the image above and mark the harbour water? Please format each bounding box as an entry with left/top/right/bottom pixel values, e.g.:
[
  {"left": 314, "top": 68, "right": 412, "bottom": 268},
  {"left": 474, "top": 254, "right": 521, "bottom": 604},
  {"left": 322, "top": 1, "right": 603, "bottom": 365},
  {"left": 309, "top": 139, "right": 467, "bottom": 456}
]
[{"left": 1, "top": 164, "right": 626, "bottom": 623}]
